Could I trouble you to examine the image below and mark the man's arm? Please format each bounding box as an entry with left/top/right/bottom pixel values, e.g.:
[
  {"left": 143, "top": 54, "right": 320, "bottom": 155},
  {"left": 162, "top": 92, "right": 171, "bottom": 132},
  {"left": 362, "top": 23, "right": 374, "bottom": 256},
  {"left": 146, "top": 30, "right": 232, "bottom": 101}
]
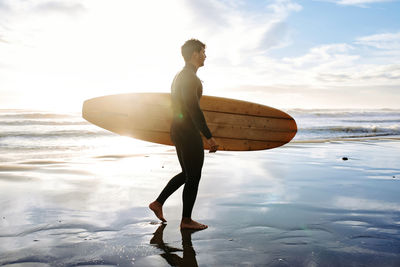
[{"left": 181, "top": 77, "right": 212, "bottom": 139}]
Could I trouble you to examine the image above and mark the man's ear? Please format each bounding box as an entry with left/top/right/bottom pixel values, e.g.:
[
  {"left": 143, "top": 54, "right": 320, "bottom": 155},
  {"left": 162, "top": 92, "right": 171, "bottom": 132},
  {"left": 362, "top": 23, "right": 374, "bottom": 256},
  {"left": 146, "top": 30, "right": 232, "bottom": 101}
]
[{"left": 192, "top": 51, "right": 199, "bottom": 59}]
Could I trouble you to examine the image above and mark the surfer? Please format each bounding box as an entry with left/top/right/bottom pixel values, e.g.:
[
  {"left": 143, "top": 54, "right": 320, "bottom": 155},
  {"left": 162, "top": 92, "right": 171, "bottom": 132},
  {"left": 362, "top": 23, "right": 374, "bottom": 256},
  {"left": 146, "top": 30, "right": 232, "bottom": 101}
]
[{"left": 149, "top": 39, "right": 218, "bottom": 230}]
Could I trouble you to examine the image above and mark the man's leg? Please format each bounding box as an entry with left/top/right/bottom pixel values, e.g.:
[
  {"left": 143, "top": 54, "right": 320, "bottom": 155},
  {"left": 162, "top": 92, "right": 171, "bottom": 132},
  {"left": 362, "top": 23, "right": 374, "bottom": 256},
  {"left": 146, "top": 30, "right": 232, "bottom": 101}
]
[
  {"left": 149, "top": 144, "right": 186, "bottom": 222},
  {"left": 180, "top": 135, "right": 207, "bottom": 230}
]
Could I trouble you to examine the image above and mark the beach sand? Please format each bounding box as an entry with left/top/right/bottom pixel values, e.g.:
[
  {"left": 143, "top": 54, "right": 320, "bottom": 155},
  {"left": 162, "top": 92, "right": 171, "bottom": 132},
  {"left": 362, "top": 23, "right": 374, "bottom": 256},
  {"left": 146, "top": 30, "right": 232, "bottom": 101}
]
[{"left": 1, "top": 140, "right": 400, "bottom": 266}]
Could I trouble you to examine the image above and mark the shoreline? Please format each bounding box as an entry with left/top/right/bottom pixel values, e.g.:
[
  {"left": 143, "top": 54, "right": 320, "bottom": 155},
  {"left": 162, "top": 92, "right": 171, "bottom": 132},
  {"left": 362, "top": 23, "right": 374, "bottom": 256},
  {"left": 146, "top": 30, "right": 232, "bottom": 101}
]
[{"left": 291, "top": 135, "right": 400, "bottom": 143}]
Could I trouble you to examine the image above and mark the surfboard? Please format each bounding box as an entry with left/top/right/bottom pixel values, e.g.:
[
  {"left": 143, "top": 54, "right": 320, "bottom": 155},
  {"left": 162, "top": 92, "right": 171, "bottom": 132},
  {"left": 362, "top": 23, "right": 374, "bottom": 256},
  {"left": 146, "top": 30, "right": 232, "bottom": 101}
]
[{"left": 82, "top": 93, "right": 297, "bottom": 151}]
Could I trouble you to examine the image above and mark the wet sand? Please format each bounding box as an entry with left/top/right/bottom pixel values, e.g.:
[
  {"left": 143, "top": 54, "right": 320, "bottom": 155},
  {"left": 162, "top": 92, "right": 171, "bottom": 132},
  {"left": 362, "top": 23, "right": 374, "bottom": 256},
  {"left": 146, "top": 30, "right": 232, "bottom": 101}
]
[{"left": 1, "top": 140, "right": 400, "bottom": 266}]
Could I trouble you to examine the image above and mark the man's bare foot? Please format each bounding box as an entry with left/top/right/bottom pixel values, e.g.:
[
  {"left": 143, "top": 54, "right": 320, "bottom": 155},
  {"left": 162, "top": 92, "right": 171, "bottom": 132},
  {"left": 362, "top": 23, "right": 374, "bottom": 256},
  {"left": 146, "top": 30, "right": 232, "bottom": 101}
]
[
  {"left": 149, "top": 201, "right": 166, "bottom": 222},
  {"left": 180, "top": 218, "right": 208, "bottom": 230}
]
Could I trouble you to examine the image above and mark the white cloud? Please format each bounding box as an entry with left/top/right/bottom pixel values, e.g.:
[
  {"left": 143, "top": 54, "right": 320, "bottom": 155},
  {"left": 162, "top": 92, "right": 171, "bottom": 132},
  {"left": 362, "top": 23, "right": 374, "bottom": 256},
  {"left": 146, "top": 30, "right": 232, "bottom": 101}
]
[
  {"left": 182, "top": 0, "right": 302, "bottom": 65},
  {"left": 326, "top": 0, "right": 394, "bottom": 7},
  {"left": 219, "top": 28, "right": 400, "bottom": 109},
  {"left": 34, "top": 2, "right": 85, "bottom": 16},
  {"left": 0, "top": 0, "right": 399, "bottom": 110},
  {"left": 0, "top": 35, "right": 7, "bottom": 43},
  {"left": 0, "top": 0, "right": 85, "bottom": 16},
  {"left": 273, "top": 30, "right": 400, "bottom": 89},
  {"left": 268, "top": 0, "right": 303, "bottom": 14},
  {"left": 0, "top": 0, "right": 305, "bottom": 110},
  {"left": 355, "top": 32, "right": 400, "bottom": 50},
  {"left": 282, "top": 44, "right": 357, "bottom": 68}
]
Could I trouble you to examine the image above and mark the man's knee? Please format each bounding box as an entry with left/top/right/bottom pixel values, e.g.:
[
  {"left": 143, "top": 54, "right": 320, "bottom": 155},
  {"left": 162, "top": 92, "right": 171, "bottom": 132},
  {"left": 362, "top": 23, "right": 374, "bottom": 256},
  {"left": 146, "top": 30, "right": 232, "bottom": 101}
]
[{"left": 185, "top": 172, "right": 201, "bottom": 185}]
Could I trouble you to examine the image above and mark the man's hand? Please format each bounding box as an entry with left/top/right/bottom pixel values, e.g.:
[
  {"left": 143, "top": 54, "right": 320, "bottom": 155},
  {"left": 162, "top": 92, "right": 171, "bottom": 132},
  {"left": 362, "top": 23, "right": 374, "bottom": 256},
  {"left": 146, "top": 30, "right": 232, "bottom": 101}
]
[{"left": 206, "top": 137, "right": 219, "bottom": 153}]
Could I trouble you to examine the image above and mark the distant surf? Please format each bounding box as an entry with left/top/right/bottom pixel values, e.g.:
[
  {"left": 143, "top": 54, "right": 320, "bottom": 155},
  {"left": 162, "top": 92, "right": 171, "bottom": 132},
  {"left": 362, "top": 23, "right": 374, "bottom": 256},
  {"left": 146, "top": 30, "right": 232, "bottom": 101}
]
[
  {"left": 287, "top": 109, "right": 400, "bottom": 141},
  {"left": 1, "top": 109, "right": 399, "bottom": 162}
]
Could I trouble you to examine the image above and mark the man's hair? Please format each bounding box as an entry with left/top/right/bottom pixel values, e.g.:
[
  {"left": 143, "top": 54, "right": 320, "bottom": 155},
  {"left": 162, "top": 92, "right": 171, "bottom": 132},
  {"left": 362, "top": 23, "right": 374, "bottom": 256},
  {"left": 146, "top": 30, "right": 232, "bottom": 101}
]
[{"left": 181, "top": 39, "right": 206, "bottom": 62}]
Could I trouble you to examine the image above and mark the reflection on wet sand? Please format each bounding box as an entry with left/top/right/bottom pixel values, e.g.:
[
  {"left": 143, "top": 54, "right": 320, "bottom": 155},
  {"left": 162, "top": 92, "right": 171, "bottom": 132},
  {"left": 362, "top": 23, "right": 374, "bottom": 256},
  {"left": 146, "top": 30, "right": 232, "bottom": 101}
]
[
  {"left": 150, "top": 224, "right": 199, "bottom": 267},
  {"left": 1, "top": 139, "right": 400, "bottom": 266}
]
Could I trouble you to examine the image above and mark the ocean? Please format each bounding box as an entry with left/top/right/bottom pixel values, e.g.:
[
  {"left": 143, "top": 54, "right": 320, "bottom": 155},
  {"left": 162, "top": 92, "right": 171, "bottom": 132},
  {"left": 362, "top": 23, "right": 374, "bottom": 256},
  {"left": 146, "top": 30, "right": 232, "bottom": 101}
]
[
  {"left": 291, "top": 109, "right": 400, "bottom": 141},
  {"left": 1, "top": 108, "right": 400, "bottom": 266},
  {"left": 1, "top": 108, "right": 399, "bottom": 163}
]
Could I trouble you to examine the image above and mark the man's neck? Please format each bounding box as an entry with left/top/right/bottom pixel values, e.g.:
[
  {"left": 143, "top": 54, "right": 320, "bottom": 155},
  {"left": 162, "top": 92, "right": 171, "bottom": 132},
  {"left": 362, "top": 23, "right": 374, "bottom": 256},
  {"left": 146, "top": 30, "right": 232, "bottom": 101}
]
[{"left": 185, "top": 62, "right": 199, "bottom": 73}]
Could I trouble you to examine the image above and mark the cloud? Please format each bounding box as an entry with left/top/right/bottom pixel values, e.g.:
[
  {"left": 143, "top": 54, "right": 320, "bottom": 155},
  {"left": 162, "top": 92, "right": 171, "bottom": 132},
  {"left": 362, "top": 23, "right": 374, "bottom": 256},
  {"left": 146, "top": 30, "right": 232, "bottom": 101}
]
[
  {"left": 282, "top": 44, "right": 357, "bottom": 68},
  {"left": 258, "top": 21, "right": 290, "bottom": 51},
  {"left": 0, "top": 34, "right": 8, "bottom": 43},
  {"left": 205, "top": 27, "right": 400, "bottom": 106},
  {"left": 0, "top": 0, "right": 85, "bottom": 17},
  {"left": 267, "top": 0, "right": 302, "bottom": 15},
  {"left": 316, "top": 73, "right": 352, "bottom": 82},
  {"left": 0, "top": 1, "right": 10, "bottom": 11},
  {"left": 358, "top": 64, "right": 400, "bottom": 80},
  {"left": 355, "top": 32, "right": 400, "bottom": 50},
  {"left": 0, "top": 0, "right": 398, "bottom": 110},
  {"left": 173, "top": 0, "right": 304, "bottom": 92},
  {"left": 323, "top": 0, "right": 394, "bottom": 7},
  {"left": 221, "top": 83, "right": 400, "bottom": 109},
  {"left": 181, "top": 0, "right": 233, "bottom": 30},
  {"left": 274, "top": 30, "right": 400, "bottom": 88},
  {"left": 33, "top": 1, "right": 85, "bottom": 16},
  {"left": 316, "top": 64, "right": 400, "bottom": 83},
  {"left": 0, "top": 0, "right": 86, "bottom": 46},
  {"left": 182, "top": 0, "right": 302, "bottom": 66}
]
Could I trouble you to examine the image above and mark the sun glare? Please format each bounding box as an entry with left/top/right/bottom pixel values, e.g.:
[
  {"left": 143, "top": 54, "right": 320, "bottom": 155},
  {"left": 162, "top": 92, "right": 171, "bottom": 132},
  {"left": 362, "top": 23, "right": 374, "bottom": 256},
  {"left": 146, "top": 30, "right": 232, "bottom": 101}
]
[{"left": 1, "top": 1, "right": 197, "bottom": 112}]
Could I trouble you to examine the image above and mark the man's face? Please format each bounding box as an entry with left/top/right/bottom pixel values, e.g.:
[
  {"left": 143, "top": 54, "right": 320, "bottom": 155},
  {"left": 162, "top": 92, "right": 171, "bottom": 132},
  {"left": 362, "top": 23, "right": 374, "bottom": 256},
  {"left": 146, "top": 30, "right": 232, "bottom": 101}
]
[{"left": 193, "top": 48, "right": 206, "bottom": 67}]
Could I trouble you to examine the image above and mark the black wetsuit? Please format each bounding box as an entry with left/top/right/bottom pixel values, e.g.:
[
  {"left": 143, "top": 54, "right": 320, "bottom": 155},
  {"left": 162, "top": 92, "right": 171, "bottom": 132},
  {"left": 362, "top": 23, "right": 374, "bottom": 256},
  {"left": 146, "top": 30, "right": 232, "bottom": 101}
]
[{"left": 156, "top": 63, "right": 212, "bottom": 218}]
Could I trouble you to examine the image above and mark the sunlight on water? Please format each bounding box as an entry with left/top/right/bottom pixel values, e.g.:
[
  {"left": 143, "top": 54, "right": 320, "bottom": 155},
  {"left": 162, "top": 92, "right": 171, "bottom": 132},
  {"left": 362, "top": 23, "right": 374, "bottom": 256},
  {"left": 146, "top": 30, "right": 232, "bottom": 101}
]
[{"left": 1, "top": 109, "right": 400, "bottom": 266}]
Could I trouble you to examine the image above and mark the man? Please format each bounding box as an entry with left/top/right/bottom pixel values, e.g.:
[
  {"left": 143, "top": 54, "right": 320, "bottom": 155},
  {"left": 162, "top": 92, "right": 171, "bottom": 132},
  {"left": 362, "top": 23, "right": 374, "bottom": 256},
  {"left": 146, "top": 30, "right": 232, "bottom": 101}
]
[{"left": 149, "top": 39, "right": 218, "bottom": 230}]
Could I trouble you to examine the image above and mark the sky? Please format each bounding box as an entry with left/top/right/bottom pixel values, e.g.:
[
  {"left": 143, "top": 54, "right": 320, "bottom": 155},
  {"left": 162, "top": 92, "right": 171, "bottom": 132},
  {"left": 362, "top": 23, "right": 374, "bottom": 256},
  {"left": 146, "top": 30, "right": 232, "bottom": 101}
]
[{"left": 0, "top": 0, "right": 399, "bottom": 111}]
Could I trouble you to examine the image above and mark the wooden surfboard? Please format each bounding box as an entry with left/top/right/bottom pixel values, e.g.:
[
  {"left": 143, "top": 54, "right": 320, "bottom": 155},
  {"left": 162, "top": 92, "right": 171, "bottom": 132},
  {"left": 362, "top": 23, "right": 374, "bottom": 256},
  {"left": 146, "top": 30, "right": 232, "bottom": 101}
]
[{"left": 82, "top": 93, "right": 297, "bottom": 151}]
